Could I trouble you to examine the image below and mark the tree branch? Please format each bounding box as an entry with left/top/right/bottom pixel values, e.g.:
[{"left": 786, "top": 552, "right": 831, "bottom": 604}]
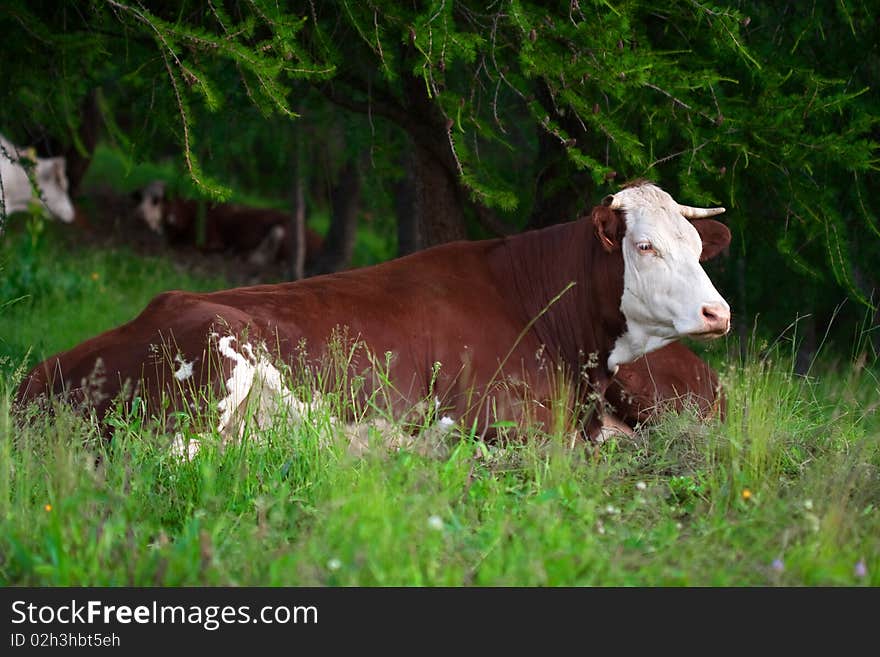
[{"left": 320, "top": 78, "right": 460, "bottom": 176}]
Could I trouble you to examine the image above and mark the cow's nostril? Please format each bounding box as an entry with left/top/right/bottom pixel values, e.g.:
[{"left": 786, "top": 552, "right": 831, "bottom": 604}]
[{"left": 701, "top": 304, "right": 730, "bottom": 332}]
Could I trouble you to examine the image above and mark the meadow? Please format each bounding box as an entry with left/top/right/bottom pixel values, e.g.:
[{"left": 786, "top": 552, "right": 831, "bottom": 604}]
[{"left": 1, "top": 220, "right": 877, "bottom": 586}]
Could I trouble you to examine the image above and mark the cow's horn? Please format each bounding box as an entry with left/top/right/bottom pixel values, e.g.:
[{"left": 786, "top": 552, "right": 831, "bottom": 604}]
[
  {"left": 678, "top": 204, "right": 725, "bottom": 218},
  {"left": 602, "top": 194, "right": 622, "bottom": 210}
]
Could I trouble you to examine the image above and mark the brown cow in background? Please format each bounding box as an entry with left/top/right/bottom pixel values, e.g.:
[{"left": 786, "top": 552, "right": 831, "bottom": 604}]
[{"left": 133, "top": 180, "right": 324, "bottom": 268}]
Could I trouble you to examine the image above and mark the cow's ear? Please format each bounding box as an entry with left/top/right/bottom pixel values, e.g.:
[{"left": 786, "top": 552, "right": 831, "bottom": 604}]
[
  {"left": 692, "top": 219, "right": 731, "bottom": 262},
  {"left": 592, "top": 205, "right": 623, "bottom": 252}
]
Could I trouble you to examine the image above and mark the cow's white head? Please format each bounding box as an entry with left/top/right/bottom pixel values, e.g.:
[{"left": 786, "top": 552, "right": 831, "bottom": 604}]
[
  {"left": 34, "top": 156, "right": 75, "bottom": 223},
  {"left": 133, "top": 180, "right": 167, "bottom": 233},
  {"left": 593, "top": 181, "right": 731, "bottom": 371}
]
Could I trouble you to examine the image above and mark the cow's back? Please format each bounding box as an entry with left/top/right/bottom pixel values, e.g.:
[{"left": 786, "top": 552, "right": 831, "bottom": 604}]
[
  {"left": 15, "top": 290, "right": 263, "bottom": 430},
  {"left": 15, "top": 239, "right": 537, "bottom": 432}
]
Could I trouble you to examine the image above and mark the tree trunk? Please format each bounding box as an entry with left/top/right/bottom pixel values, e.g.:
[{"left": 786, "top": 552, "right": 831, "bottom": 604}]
[
  {"left": 528, "top": 129, "right": 593, "bottom": 229},
  {"left": 63, "top": 89, "right": 101, "bottom": 197},
  {"left": 393, "top": 62, "right": 467, "bottom": 253},
  {"left": 395, "top": 148, "right": 421, "bottom": 257},
  {"left": 311, "top": 158, "right": 362, "bottom": 274},
  {"left": 394, "top": 136, "right": 466, "bottom": 255},
  {"left": 527, "top": 82, "right": 595, "bottom": 229},
  {"left": 320, "top": 46, "right": 471, "bottom": 254},
  {"left": 291, "top": 178, "right": 306, "bottom": 280},
  {"left": 412, "top": 140, "right": 467, "bottom": 247},
  {"left": 289, "top": 125, "right": 306, "bottom": 281}
]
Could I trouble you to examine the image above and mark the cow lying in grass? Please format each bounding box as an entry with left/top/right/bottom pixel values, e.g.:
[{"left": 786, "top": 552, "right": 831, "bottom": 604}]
[
  {"left": 0, "top": 133, "right": 75, "bottom": 224},
  {"left": 17, "top": 180, "right": 731, "bottom": 454},
  {"left": 133, "top": 180, "right": 324, "bottom": 268}
]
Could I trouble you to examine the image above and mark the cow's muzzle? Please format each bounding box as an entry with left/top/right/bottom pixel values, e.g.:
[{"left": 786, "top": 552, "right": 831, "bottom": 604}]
[{"left": 690, "top": 303, "right": 731, "bottom": 338}]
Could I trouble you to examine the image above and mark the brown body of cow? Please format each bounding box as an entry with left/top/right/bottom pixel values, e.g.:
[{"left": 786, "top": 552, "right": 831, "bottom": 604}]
[
  {"left": 606, "top": 342, "right": 726, "bottom": 429},
  {"left": 17, "top": 182, "right": 731, "bottom": 447},
  {"left": 134, "top": 183, "right": 324, "bottom": 268}
]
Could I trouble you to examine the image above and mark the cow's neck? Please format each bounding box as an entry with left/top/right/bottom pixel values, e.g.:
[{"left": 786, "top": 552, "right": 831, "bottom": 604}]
[{"left": 496, "top": 218, "right": 627, "bottom": 384}]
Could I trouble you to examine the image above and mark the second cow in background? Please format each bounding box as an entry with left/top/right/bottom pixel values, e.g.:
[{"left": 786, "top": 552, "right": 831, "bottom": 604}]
[{"left": 133, "top": 180, "right": 323, "bottom": 268}]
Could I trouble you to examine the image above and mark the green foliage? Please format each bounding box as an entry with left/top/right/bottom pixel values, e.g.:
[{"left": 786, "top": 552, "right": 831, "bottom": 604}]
[{"left": 1, "top": 0, "right": 334, "bottom": 200}]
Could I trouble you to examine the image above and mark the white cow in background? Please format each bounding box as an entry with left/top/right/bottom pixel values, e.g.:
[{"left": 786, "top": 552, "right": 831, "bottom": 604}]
[{"left": 0, "top": 133, "right": 75, "bottom": 223}]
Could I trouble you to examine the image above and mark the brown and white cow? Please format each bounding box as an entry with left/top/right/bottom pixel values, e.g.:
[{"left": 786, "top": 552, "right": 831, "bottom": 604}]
[
  {"left": 133, "top": 180, "right": 324, "bottom": 267},
  {"left": 0, "top": 133, "right": 75, "bottom": 224},
  {"left": 17, "top": 181, "right": 731, "bottom": 452}
]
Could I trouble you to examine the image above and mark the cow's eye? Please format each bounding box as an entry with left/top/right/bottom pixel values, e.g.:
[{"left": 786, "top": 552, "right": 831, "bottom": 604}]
[{"left": 636, "top": 241, "right": 655, "bottom": 253}]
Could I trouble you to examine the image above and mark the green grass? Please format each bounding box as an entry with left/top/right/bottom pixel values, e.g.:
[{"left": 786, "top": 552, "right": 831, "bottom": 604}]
[{"left": 1, "top": 227, "right": 878, "bottom": 586}]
